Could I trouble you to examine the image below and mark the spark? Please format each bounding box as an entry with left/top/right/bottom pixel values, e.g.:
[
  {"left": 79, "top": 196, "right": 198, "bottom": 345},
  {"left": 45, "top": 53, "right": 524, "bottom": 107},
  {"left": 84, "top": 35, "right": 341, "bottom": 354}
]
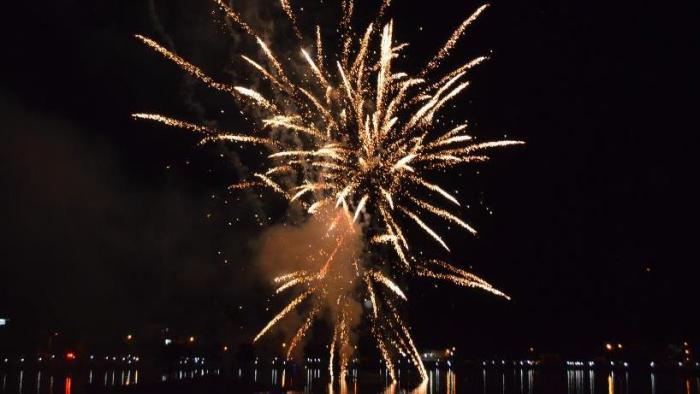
[
  {"left": 279, "top": 0, "right": 303, "bottom": 41},
  {"left": 241, "top": 55, "right": 285, "bottom": 90},
  {"left": 411, "top": 175, "right": 461, "bottom": 206},
  {"left": 302, "top": 49, "right": 328, "bottom": 87},
  {"left": 233, "top": 86, "right": 278, "bottom": 112},
  {"left": 275, "top": 275, "right": 313, "bottom": 294},
  {"left": 255, "top": 37, "right": 291, "bottom": 85},
  {"left": 213, "top": 0, "right": 254, "bottom": 36},
  {"left": 286, "top": 306, "right": 320, "bottom": 359},
  {"left": 410, "top": 196, "right": 477, "bottom": 235},
  {"left": 136, "top": 0, "right": 522, "bottom": 385},
  {"left": 399, "top": 206, "right": 450, "bottom": 251},
  {"left": 422, "top": 4, "right": 490, "bottom": 75},
  {"left": 371, "top": 271, "right": 407, "bottom": 301},
  {"left": 418, "top": 259, "right": 511, "bottom": 300},
  {"left": 353, "top": 195, "right": 369, "bottom": 222},
  {"left": 274, "top": 271, "right": 307, "bottom": 284},
  {"left": 132, "top": 113, "right": 271, "bottom": 145},
  {"left": 253, "top": 289, "right": 312, "bottom": 343},
  {"left": 134, "top": 35, "right": 235, "bottom": 96}
]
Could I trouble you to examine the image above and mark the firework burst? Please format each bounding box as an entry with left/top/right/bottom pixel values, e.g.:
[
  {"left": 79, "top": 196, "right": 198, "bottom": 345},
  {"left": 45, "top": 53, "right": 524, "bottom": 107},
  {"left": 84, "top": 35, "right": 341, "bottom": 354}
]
[{"left": 135, "top": 0, "right": 522, "bottom": 384}]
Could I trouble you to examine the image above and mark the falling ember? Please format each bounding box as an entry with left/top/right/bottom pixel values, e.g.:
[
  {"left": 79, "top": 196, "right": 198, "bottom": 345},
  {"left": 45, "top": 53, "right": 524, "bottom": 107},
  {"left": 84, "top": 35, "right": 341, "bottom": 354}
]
[
  {"left": 254, "top": 289, "right": 313, "bottom": 343},
  {"left": 135, "top": 0, "right": 522, "bottom": 385}
]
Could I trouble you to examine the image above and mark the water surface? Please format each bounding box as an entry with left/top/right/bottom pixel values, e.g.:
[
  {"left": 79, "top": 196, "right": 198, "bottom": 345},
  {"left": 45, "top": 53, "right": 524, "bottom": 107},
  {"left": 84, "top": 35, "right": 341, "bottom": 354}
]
[{"left": 1, "top": 366, "right": 699, "bottom": 393}]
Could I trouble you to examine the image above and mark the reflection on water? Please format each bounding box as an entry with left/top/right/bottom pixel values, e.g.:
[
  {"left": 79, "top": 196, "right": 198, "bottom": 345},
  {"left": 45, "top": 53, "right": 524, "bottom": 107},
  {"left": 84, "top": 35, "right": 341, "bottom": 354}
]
[
  {"left": 0, "top": 366, "right": 698, "bottom": 393},
  {"left": 565, "top": 370, "right": 630, "bottom": 394},
  {"left": 0, "top": 366, "right": 218, "bottom": 394}
]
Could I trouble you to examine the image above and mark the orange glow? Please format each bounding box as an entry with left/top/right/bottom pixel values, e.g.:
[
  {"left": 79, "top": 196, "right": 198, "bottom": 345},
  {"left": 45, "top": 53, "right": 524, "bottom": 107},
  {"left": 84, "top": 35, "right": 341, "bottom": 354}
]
[
  {"left": 65, "top": 352, "right": 76, "bottom": 361},
  {"left": 605, "top": 343, "right": 613, "bottom": 351},
  {"left": 189, "top": 336, "right": 195, "bottom": 343},
  {"left": 223, "top": 346, "right": 229, "bottom": 352},
  {"left": 126, "top": 334, "right": 133, "bottom": 341},
  {"left": 64, "top": 377, "right": 72, "bottom": 394}
]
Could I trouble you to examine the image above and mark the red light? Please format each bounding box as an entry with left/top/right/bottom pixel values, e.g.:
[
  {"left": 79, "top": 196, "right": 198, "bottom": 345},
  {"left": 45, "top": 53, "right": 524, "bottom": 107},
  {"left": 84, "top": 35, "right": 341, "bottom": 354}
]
[{"left": 65, "top": 352, "right": 76, "bottom": 361}]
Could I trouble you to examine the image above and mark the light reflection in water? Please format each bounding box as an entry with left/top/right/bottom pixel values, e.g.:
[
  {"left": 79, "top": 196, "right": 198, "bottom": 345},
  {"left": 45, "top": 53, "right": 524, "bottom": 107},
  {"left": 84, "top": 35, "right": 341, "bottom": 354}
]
[
  {"left": 519, "top": 369, "right": 524, "bottom": 393},
  {"left": 568, "top": 369, "right": 602, "bottom": 394},
  {"left": 446, "top": 369, "right": 456, "bottom": 394},
  {"left": 501, "top": 371, "right": 505, "bottom": 394},
  {"left": 0, "top": 366, "right": 699, "bottom": 393}
]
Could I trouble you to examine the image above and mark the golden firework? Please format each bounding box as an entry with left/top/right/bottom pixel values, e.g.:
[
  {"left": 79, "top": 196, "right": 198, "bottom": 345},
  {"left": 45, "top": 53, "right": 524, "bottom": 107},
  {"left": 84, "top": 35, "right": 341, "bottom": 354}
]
[{"left": 135, "top": 0, "right": 522, "bottom": 384}]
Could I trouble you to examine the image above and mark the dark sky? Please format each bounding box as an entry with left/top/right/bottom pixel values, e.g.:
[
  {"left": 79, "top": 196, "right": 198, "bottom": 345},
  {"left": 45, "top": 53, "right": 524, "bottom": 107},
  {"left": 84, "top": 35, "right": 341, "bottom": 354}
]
[{"left": 1, "top": 0, "right": 698, "bottom": 357}]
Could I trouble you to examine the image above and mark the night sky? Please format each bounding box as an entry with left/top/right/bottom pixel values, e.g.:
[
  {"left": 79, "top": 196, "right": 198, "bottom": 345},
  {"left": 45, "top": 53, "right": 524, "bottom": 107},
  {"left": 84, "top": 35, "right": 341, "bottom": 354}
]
[{"left": 1, "top": 0, "right": 698, "bottom": 357}]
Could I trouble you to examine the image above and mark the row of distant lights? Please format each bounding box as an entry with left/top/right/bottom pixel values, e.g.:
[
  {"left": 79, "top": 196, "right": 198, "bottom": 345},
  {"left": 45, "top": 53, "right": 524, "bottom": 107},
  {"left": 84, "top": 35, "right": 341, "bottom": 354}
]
[
  {"left": 235, "top": 357, "right": 364, "bottom": 366},
  {"left": 177, "top": 357, "right": 206, "bottom": 366},
  {"left": 255, "top": 357, "right": 351, "bottom": 365},
  {"left": 483, "top": 360, "right": 538, "bottom": 367},
  {"left": 96, "top": 355, "right": 140, "bottom": 363},
  {"left": 424, "top": 359, "right": 453, "bottom": 367},
  {"left": 566, "top": 361, "right": 629, "bottom": 368},
  {"left": 567, "top": 360, "right": 700, "bottom": 369},
  {"left": 480, "top": 360, "right": 700, "bottom": 369},
  {"left": 2, "top": 354, "right": 139, "bottom": 364}
]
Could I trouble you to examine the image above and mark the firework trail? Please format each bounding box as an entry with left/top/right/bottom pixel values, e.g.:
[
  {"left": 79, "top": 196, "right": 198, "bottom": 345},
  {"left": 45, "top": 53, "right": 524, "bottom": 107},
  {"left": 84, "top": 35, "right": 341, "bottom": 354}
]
[{"left": 135, "top": 0, "right": 523, "bottom": 385}]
